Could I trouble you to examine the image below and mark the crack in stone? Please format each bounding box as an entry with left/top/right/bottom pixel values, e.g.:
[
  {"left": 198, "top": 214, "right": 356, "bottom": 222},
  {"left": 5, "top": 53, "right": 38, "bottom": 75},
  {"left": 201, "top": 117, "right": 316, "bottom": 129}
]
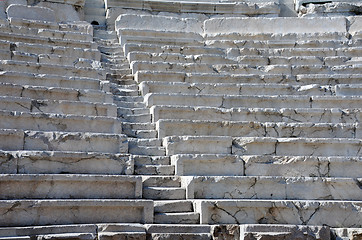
[
  {"left": 212, "top": 203, "right": 240, "bottom": 224},
  {"left": 2, "top": 201, "right": 21, "bottom": 216}
]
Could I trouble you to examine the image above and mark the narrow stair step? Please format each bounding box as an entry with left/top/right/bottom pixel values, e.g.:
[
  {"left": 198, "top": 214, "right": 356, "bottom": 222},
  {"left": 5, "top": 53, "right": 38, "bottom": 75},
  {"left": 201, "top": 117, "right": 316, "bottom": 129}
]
[
  {"left": 154, "top": 212, "right": 200, "bottom": 224},
  {"left": 143, "top": 186, "right": 185, "bottom": 200}
]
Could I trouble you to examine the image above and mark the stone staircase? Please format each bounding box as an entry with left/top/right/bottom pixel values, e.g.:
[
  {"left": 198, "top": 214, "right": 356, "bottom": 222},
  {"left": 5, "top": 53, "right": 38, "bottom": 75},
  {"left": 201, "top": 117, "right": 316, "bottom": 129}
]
[
  {"left": 0, "top": 3, "right": 152, "bottom": 236},
  {"left": 0, "top": 0, "right": 361, "bottom": 240},
  {"left": 113, "top": 10, "right": 362, "bottom": 238}
]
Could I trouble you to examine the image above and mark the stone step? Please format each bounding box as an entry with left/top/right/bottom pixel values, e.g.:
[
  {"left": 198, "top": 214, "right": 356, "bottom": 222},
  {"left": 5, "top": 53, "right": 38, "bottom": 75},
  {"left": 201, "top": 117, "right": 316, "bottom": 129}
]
[
  {"left": 206, "top": 38, "right": 360, "bottom": 49},
  {"left": 187, "top": 176, "right": 362, "bottom": 200},
  {"left": 232, "top": 137, "right": 362, "bottom": 157},
  {"left": 127, "top": 52, "right": 233, "bottom": 65},
  {"left": 140, "top": 81, "right": 338, "bottom": 97},
  {"left": 154, "top": 200, "right": 194, "bottom": 213},
  {"left": 0, "top": 151, "right": 132, "bottom": 175},
  {"left": 129, "top": 145, "right": 166, "bottom": 156},
  {"left": 0, "top": 223, "right": 147, "bottom": 240},
  {"left": 143, "top": 186, "right": 185, "bottom": 200},
  {"left": 108, "top": 77, "right": 135, "bottom": 86},
  {"left": 118, "top": 107, "right": 149, "bottom": 116},
  {"left": 114, "top": 100, "right": 146, "bottom": 108},
  {"left": 145, "top": 93, "right": 362, "bottom": 109},
  {"left": 36, "top": 54, "right": 101, "bottom": 68},
  {"left": 135, "top": 70, "right": 362, "bottom": 85},
  {"left": 151, "top": 106, "right": 362, "bottom": 124},
  {"left": 163, "top": 136, "right": 362, "bottom": 156},
  {"left": 8, "top": 19, "right": 93, "bottom": 35},
  {"left": 171, "top": 154, "right": 362, "bottom": 178},
  {"left": 154, "top": 212, "right": 200, "bottom": 224},
  {"left": 0, "top": 25, "right": 93, "bottom": 42},
  {"left": 145, "top": 225, "right": 211, "bottom": 240},
  {"left": 120, "top": 35, "right": 204, "bottom": 49},
  {"left": 95, "top": 38, "right": 117, "bottom": 45},
  {"left": 126, "top": 130, "right": 158, "bottom": 138},
  {"left": 6, "top": 18, "right": 59, "bottom": 30},
  {"left": 225, "top": 46, "right": 362, "bottom": 58},
  {"left": 122, "top": 122, "right": 155, "bottom": 131},
  {"left": 0, "top": 174, "right": 142, "bottom": 199},
  {"left": 0, "top": 96, "right": 117, "bottom": 117},
  {"left": 142, "top": 176, "right": 180, "bottom": 187},
  {"left": 129, "top": 51, "right": 362, "bottom": 67},
  {"left": 129, "top": 138, "right": 162, "bottom": 147},
  {"left": 101, "top": 54, "right": 127, "bottom": 63},
  {"left": 0, "top": 30, "right": 96, "bottom": 49},
  {"left": 124, "top": 43, "right": 225, "bottom": 56},
  {"left": 148, "top": 232, "right": 210, "bottom": 240},
  {"left": 37, "top": 29, "right": 93, "bottom": 42},
  {"left": 119, "top": 113, "right": 151, "bottom": 123},
  {"left": 156, "top": 120, "right": 359, "bottom": 139},
  {"left": 131, "top": 61, "right": 292, "bottom": 75},
  {"left": 204, "top": 18, "right": 350, "bottom": 40},
  {"left": 195, "top": 199, "right": 361, "bottom": 227},
  {"left": 0, "top": 60, "right": 104, "bottom": 79},
  {"left": 239, "top": 224, "right": 330, "bottom": 240},
  {"left": 171, "top": 154, "right": 244, "bottom": 177},
  {"left": 0, "top": 110, "right": 121, "bottom": 134},
  {"left": 117, "top": 28, "right": 203, "bottom": 43},
  {"left": 133, "top": 61, "right": 362, "bottom": 76},
  {"left": 0, "top": 71, "right": 104, "bottom": 91},
  {"left": 0, "top": 82, "right": 112, "bottom": 103},
  {"left": 94, "top": 30, "right": 118, "bottom": 40},
  {"left": 163, "top": 136, "right": 232, "bottom": 155},
  {"left": 0, "top": 129, "right": 128, "bottom": 153},
  {"left": 99, "top": 45, "right": 123, "bottom": 54},
  {"left": 0, "top": 199, "right": 153, "bottom": 226},
  {"left": 106, "top": 73, "right": 134, "bottom": 82},
  {"left": 114, "top": 95, "right": 143, "bottom": 102},
  {"left": 135, "top": 165, "right": 174, "bottom": 175},
  {"left": 113, "top": 89, "right": 139, "bottom": 97},
  {"left": 108, "top": 69, "right": 133, "bottom": 75},
  {"left": 134, "top": 155, "right": 170, "bottom": 166},
  {"left": 102, "top": 63, "right": 130, "bottom": 71}
]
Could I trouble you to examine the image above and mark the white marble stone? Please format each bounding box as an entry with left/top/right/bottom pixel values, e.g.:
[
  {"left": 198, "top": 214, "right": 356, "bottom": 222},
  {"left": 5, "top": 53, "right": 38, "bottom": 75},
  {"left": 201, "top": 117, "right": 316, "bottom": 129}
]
[{"left": 6, "top": 4, "right": 55, "bottom": 22}]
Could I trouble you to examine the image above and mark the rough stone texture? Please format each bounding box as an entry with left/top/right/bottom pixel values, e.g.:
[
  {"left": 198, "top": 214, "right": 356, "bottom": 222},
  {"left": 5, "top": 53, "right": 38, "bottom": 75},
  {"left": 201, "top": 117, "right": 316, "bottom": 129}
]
[
  {"left": 6, "top": 4, "right": 55, "bottom": 22},
  {"left": 35, "top": 2, "right": 84, "bottom": 22},
  {"left": 0, "top": 1, "right": 361, "bottom": 239}
]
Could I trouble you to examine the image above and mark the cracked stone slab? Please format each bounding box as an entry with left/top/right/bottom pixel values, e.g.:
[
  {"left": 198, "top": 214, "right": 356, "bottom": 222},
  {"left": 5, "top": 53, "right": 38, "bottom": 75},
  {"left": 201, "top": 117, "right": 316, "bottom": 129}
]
[
  {"left": 0, "top": 174, "right": 142, "bottom": 199},
  {"left": 156, "top": 119, "right": 358, "bottom": 139},
  {"left": 242, "top": 155, "right": 362, "bottom": 178},
  {"left": 0, "top": 71, "right": 102, "bottom": 91},
  {"left": 240, "top": 224, "right": 330, "bottom": 240},
  {"left": 0, "top": 224, "right": 98, "bottom": 238},
  {"left": 204, "top": 17, "right": 347, "bottom": 36},
  {"left": 0, "top": 199, "right": 154, "bottom": 226},
  {"left": 187, "top": 176, "right": 362, "bottom": 200},
  {"left": 232, "top": 137, "right": 362, "bottom": 156},
  {"left": 171, "top": 154, "right": 244, "bottom": 176},
  {"left": 163, "top": 136, "right": 232, "bottom": 155},
  {"left": 151, "top": 105, "right": 362, "bottom": 124},
  {"left": 195, "top": 199, "right": 362, "bottom": 227},
  {"left": 0, "top": 110, "right": 121, "bottom": 134},
  {"left": 0, "top": 150, "right": 133, "bottom": 175},
  {"left": 0, "top": 224, "right": 146, "bottom": 239},
  {"left": 22, "top": 131, "right": 128, "bottom": 153}
]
